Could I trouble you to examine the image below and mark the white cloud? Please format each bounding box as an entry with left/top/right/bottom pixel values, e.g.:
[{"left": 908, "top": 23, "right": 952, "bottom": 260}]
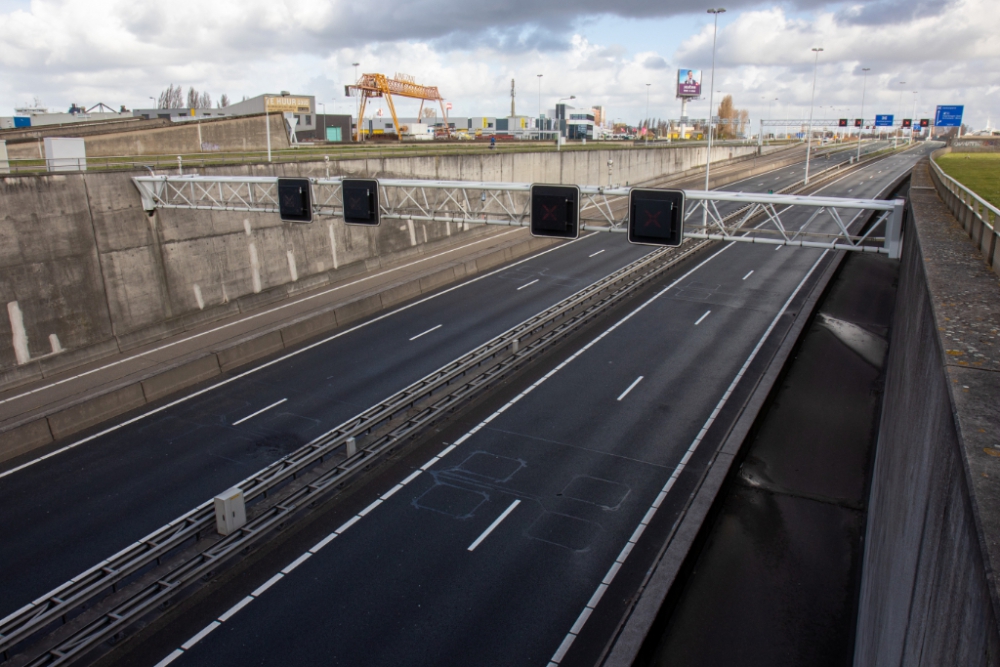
[{"left": 0, "top": 0, "right": 996, "bottom": 129}]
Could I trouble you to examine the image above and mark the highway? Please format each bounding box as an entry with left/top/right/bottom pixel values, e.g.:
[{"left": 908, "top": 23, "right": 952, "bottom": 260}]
[
  {"left": 93, "top": 146, "right": 932, "bottom": 667},
  {"left": 0, "top": 143, "right": 887, "bottom": 632}
]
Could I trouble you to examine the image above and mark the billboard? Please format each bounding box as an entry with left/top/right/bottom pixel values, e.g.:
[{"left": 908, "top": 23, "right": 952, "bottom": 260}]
[
  {"left": 677, "top": 69, "right": 702, "bottom": 97},
  {"left": 875, "top": 114, "right": 894, "bottom": 127},
  {"left": 265, "top": 96, "right": 312, "bottom": 113},
  {"left": 935, "top": 105, "right": 964, "bottom": 127}
]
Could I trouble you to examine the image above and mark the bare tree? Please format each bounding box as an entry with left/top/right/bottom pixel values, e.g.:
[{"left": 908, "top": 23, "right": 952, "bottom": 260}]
[
  {"left": 217, "top": 94, "right": 230, "bottom": 108},
  {"left": 198, "top": 91, "right": 212, "bottom": 109},
  {"left": 157, "top": 84, "right": 184, "bottom": 109}
]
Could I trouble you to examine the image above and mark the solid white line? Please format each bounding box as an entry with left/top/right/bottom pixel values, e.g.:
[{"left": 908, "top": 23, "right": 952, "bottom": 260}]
[
  {"left": 517, "top": 279, "right": 539, "bottom": 290},
  {"left": 409, "top": 324, "right": 442, "bottom": 341},
  {"left": 181, "top": 621, "right": 221, "bottom": 650},
  {"left": 0, "top": 233, "right": 595, "bottom": 480},
  {"left": 694, "top": 310, "right": 711, "bottom": 325},
  {"left": 467, "top": 500, "right": 521, "bottom": 551},
  {"left": 231, "top": 398, "right": 287, "bottom": 426},
  {"left": 545, "top": 249, "right": 830, "bottom": 665},
  {"left": 589, "top": 249, "right": 605, "bottom": 257},
  {"left": 0, "top": 230, "right": 525, "bottom": 409},
  {"left": 616, "top": 376, "right": 644, "bottom": 402},
  {"left": 743, "top": 270, "right": 754, "bottom": 281}
]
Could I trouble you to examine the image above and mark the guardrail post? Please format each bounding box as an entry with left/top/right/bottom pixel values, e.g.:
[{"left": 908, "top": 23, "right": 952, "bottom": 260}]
[
  {"left": 886, "top": 199, "right": 905, "bottom": 259},
  {"left": 214, "top": 487, "right": 246, "bottom": 536}
]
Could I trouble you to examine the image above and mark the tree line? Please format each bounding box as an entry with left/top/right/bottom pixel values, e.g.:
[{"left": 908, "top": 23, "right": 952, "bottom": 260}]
[{"left": 156, "top": 84, "right": 235, "bottom": 110}]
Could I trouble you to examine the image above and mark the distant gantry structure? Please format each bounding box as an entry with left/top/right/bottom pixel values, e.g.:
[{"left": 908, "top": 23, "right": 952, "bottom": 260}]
[{"left": 346, "top": 73, "right": 450, "bottom": 141}]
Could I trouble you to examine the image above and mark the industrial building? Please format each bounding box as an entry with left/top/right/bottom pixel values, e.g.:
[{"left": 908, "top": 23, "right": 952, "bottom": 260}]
[{"left": 133, "top": 92, "right": 318, "bottom": 136}]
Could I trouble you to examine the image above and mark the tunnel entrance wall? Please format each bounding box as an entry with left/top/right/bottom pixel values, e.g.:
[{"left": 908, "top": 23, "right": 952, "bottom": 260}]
[
  {"left": 0, "top": 143, "right": 779, "bottom": 391},
  {"left": 854, "top": 160, "right": 1000, "bottom": 666}
]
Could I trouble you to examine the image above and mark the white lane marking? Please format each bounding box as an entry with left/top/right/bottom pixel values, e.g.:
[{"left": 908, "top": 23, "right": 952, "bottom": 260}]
[
  {"left": 775, "top": 245, "right": 782, "bottom": 250},
  {"left": 467, "top": 499, "right": 521, "bottom": 551},
  {"left": 616, "top": 376, "right": 644, "bottom": 402},
  {"left": 589, "top": 249, "right": 606, "bottom": 258},
  {"left": 694, "top": 310, "right": 711, "bottom": 326},
  {"left": 517, "top": 279, "right": 539, "bottom": 291},
  {"left": 181, "top": 621, "right": 221, "bottom": 650},
  {"left": 409, "top": 324, "right": 442, "bottom": 341},
  {"left": 743, "top": 270, "right": 754, "bottom": 281},
  {"left": 150, "top": 459, "right": 432, "bottom": 665},
  {"left": 0, "top": 230, "right": 525, "bottom": 409},
  {"left": 231, "top": 398, "right": 287, "bottom": 426},
  {"left": 0, "top": 233, "right": 595, "bottom": 480},
  {"left": 545, "top": 249, "right": 831, "bottom": 666}
]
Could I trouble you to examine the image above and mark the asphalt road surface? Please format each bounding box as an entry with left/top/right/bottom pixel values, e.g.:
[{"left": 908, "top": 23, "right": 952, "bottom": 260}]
[
  {"left": 98, "top": 146, "right": 935, "bottom": 667},
  {"left": 0, "top": 142, "right": 890, "bottom": 625}
]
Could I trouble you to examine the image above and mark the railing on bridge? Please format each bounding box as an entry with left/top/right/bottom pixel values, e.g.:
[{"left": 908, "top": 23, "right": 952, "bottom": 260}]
[{"left": 929, "top": 152, "right": 1000, "bottom": 268}]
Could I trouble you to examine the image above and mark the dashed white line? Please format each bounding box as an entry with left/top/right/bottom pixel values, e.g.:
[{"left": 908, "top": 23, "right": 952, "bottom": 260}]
[
  {"left": 409, "top": 324, "right": 442, "bottom": 341},
  {"left": 545, "top": 250, "right": 830, "bottom": 666},
  {"left": 517, "top": 279, "right": 539, "bottom": 290},
  {"left": 616, "top": 376, "right": 644, "bottom": 402},
  {"left": 231, "top": 398, "right": 287, "bottom": 426},
  {"left": 589, "top": 249, "right": 606, "bottom": 258},
  {"left": 467, "top": 500, "right": 521, "bottom": 551},
  {"left": 775, "top": 244, "right": 783, "bottom": 250},
  {"left": 742, "top": 270, "right": 754, "bottom": 281},
  {"left": 694, "top": 310, "right": 711, "bottom": 325}
]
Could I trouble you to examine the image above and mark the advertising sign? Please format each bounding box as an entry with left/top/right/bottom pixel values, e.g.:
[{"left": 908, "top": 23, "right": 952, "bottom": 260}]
[
  {"left": 934, "top": 105, "right": 964, "bottom": 127},
  {"left": 677, "top": 69, "right": 702, "bottom": 98},
  {"left": 875, "top": 114, "right": 894, "bottom": 127},
  {"left": 265, "top": 96, "right": 312, "bottom": 113}
]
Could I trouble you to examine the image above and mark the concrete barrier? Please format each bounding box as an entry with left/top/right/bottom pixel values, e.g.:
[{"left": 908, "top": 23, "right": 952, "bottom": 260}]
[{"left": 853, "top": 160, "right": 1000, "bottom": 666}]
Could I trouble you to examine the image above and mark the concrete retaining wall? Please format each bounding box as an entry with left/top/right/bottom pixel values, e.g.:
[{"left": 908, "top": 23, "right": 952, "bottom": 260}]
[
  {"left": 854, "top": 161, "right": 1000, "bottom": 666},
  {"left": 5, "top": 113, "right": 290, "bottom": 159},
  {"left": 0, "top": 143, "right": 777, "bottom": 391}
]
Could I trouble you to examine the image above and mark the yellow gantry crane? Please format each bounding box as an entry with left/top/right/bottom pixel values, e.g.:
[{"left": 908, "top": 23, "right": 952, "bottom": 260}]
[{"left": 346, "top": 73, "right": 450, "bottom": 141}]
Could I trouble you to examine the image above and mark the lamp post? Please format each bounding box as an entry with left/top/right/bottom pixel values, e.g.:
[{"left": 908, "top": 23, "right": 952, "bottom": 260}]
[
  {"left": 536, "top": 74, "right": 544, "bottom": 140},
  {"left": 804, "top": 47, "right": 823, "bottom": 185},
  {"left": 319, "top": 102, "right": 326, "bottom": 142},
  {"left": 910, "top": 91, "right": 918, "bottom": 144},
  {"left": 352, "top": 62, "right": 361, "bottom": 141},
  {"left": 857, "top": 67, "right": 870, "bottom": 161},
  {"left": 894, "top": 81, "right": 906, "bottom": 148},
  {"left": 703, "top": 7, "right": 725, "bottom": 226}
]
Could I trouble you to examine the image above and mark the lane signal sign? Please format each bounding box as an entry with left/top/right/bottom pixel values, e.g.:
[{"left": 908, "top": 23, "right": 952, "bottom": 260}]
[
  {"left": 277, "top": 178, "right": 313, "bottom": 223},
  {"left": 854, "top": 119, "right": 863, "bottom": 128},
  {"left": 628, "top": 188, "right": 685, "bottom": 247},
  {"left": 341, "top": 179, "right": 381, "bottom": 225},
  {"left": 901, "top": 118, "right": 912, "bottom": 128},
  {"left": 530, "top": 184, "right": 580, "bottom": 239},
  {"left": 919, "top": 119, "right": 930, "bottom": 128},
  {"left": 838, "top": 118, "right": 848, "bottom": 127}
]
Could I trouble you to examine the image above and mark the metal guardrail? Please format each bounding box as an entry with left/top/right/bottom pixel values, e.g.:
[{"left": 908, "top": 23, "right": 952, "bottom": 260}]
[
  {"left": 929, "top": 153, "right": 1000, "bottom": 268},
  {"left": 0, "top": 144, "right": 907, "bottom": 665}
]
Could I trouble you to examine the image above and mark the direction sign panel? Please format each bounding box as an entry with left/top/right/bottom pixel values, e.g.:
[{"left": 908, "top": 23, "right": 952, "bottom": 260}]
[
  {"left": 875, "top": 114, "right": 894, "bottom": 127},
  {"left": 935, "top": 105, "right": 964, "bottom": 127}
]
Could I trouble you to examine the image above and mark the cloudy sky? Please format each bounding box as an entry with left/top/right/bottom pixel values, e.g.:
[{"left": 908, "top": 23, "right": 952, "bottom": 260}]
[{"left": 0, "top": 0, "right": 997, "bottom": 129}]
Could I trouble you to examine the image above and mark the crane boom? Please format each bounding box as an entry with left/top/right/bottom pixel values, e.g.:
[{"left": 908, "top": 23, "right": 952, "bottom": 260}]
[{"left": 346, "top": 73, "right": 450, "bottom": 141}]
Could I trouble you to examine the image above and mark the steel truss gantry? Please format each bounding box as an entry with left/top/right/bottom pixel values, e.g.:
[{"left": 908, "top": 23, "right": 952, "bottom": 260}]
[{"left": 132, "top": 175, "right": 905, "bottom": 258}]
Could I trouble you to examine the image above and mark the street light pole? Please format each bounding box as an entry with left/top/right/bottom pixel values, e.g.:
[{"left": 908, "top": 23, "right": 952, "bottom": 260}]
[
  {"left": 894, "top": 81, "right": 905, "bottom": 148},
  {"left": 910, "top": 91, "right": 918, "bottom": 144},
  {"left": 804, "top": 47, "right": 823, "bottom": 185},
  {"left": 857, "top": 67, "right": 870, "bottom": 162},
  {"left": 703, "top": 7, "right": 726, "bottom": 226},
  {"left": 352, "top": 62, "right": 360, "bottom": 142},
  {"left": 537, "top": 74, "right": 543, "bottom": 140}
]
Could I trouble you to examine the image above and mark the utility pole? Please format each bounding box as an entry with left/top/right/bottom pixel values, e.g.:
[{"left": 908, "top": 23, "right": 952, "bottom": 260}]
[
  {"left": 511, "top": 79, "right": 516, "bottom": 118},
  {"left": 910, "top": 91, "right": 918, "bottom": 144},
  {"left": 857, "top": 67, "right": 870, "bottom": 162},
  {"left": 703, "top": 7, "right": 726, "bottom": 228},
  {"left": 894, "top": 81, "right": 906, "bottom": 148},
  {"left": 804, "top": 47, "right": 823, "bottom": 185},
  {"left": 352, "top": 62, "right": 361, "bottom": 142}
]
